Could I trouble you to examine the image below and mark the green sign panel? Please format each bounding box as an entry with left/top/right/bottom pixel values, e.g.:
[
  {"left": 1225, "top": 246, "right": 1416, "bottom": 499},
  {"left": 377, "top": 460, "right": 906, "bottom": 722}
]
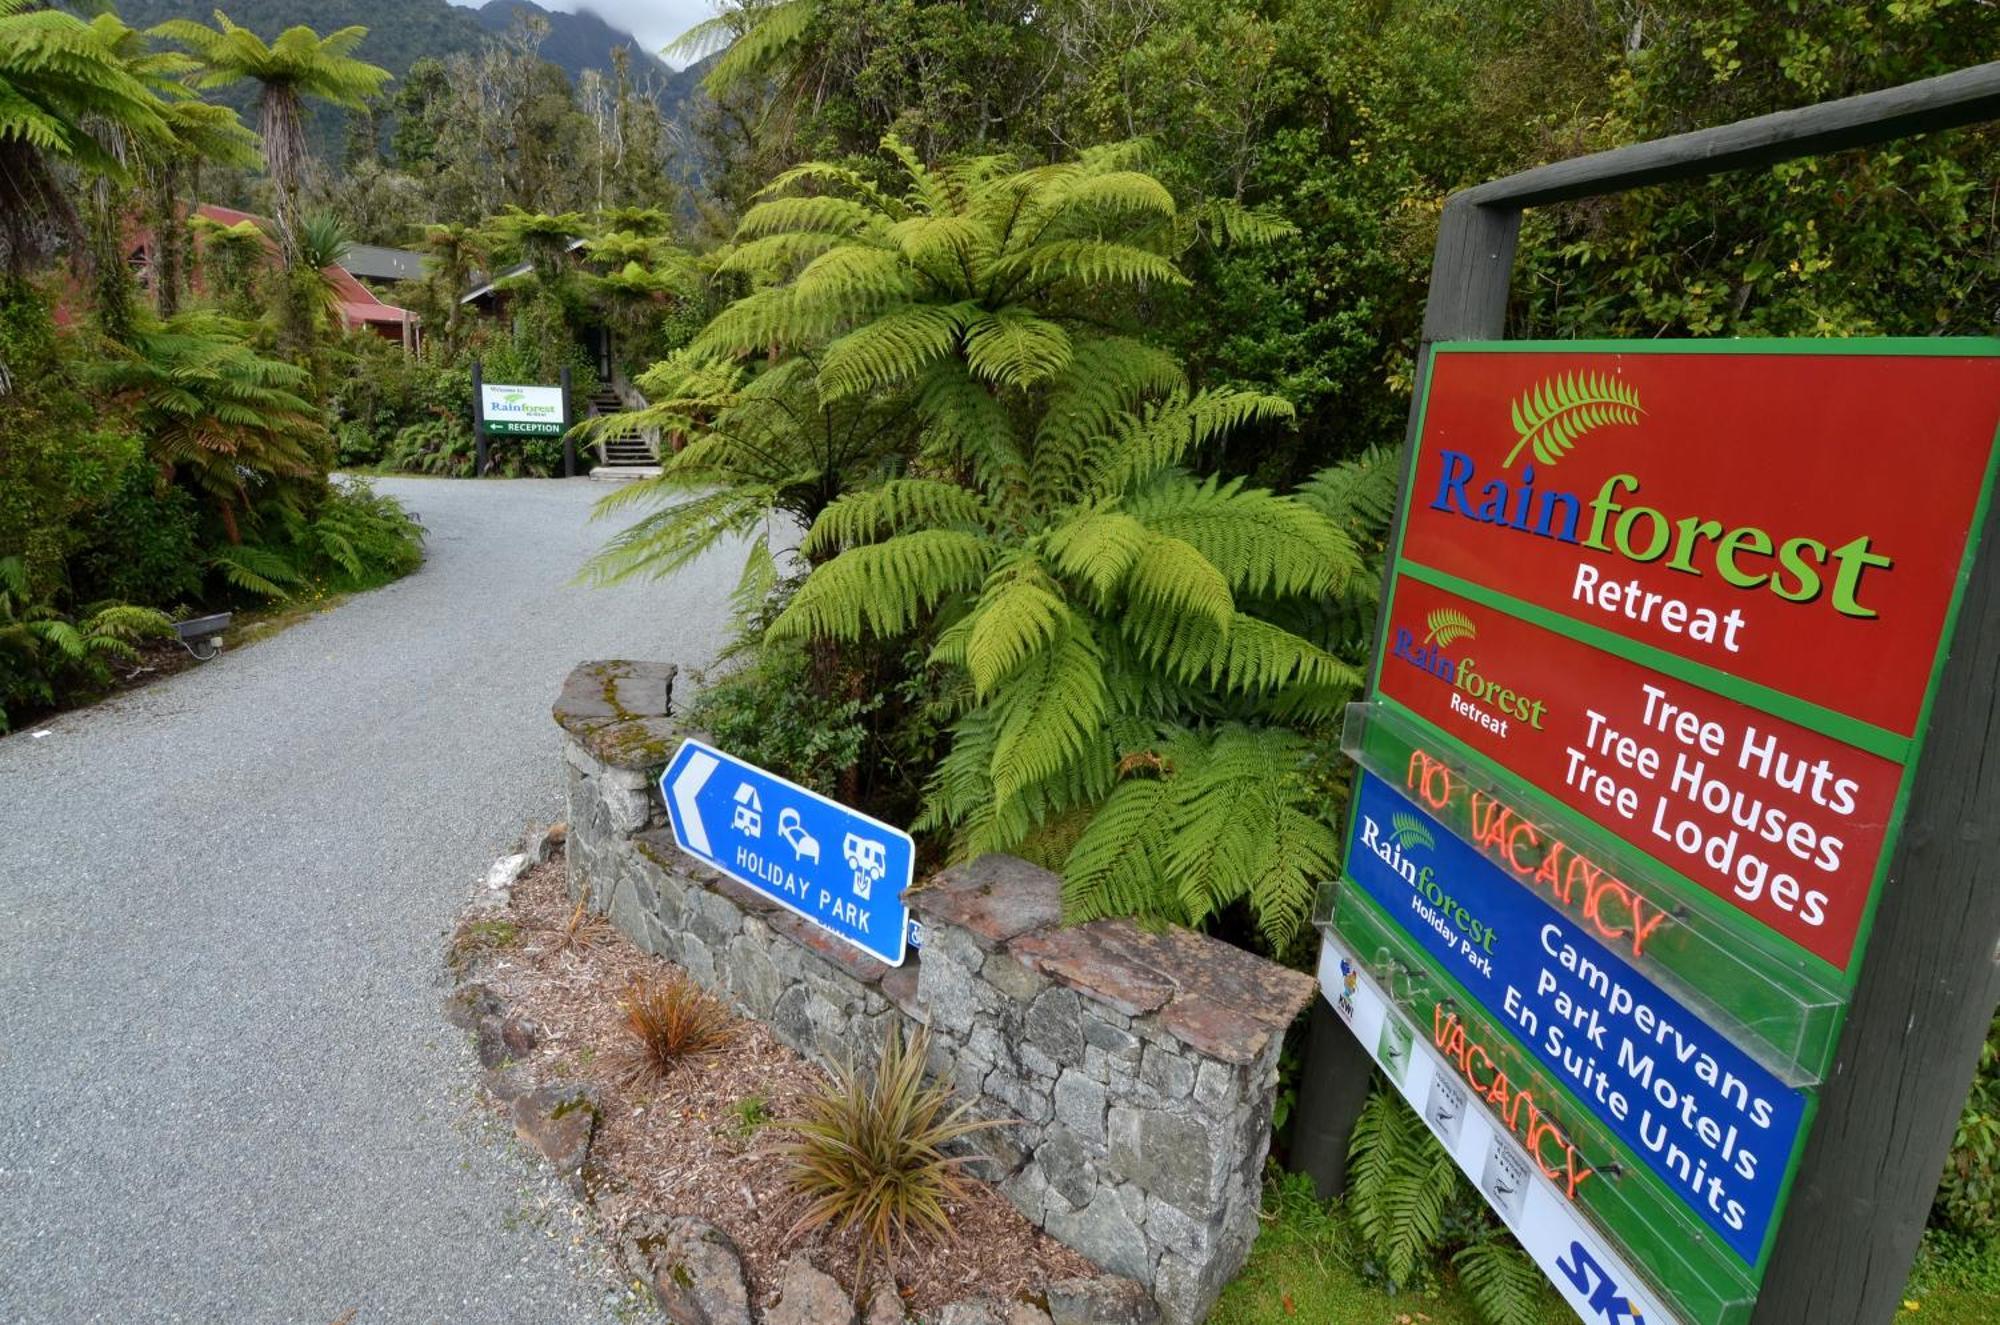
[{"left": 1319, "top": 339, "right": 2000, "bottom": 1325}]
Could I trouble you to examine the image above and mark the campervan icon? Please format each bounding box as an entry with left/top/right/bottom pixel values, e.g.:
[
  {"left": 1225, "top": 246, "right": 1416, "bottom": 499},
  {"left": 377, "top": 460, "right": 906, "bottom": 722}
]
[{"left": 843, "top": 833, "right": 888, "bottom": 900}]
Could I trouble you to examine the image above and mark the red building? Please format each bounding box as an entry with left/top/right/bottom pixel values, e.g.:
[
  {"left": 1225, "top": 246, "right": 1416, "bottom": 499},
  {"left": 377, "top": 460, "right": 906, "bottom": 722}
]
[{"left": 127, "top": 203, "right": 422, "bottom": 350}]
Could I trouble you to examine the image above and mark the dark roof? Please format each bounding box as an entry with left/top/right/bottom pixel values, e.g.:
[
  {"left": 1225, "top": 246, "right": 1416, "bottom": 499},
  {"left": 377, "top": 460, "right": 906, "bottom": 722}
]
[
  {"left": 461, "top": 238, "right": 590, "bottom": 303},
  {"left": 341, "top": 243, "right": 427, "bottom": 282}
]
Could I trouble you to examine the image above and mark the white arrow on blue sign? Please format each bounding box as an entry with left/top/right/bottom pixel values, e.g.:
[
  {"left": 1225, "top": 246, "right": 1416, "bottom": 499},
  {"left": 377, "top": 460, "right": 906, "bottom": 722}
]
[{"left": 660, "top": 737, "right": 915, "bottom": 966}]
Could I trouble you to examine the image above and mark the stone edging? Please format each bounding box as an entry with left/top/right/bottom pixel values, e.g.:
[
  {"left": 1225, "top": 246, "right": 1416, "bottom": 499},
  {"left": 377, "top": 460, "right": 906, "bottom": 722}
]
[{"left": 444, "top": 835, "right": 1162, "bottom": 1325}]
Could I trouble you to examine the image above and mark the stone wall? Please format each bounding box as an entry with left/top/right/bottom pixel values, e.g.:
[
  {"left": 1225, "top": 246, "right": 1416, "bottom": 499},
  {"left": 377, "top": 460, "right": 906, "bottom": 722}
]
[{"left": 555, "top": 661, "right": 1317, "bottom": 1325}]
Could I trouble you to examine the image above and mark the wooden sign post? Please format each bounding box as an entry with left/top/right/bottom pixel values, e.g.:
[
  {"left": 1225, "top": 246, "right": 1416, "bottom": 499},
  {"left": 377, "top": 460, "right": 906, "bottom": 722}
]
[{"left": 1294, "top": 62, "right": 2000, "bottom": 1325}]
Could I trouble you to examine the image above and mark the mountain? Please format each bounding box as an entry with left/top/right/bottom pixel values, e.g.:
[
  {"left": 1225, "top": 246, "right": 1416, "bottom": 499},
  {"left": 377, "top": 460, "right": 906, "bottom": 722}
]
[
  {"left": 116, "top": 0, "right": 706, "bottom": 182},
  {"left": 472, "top": 2, "right": 680, "bottom": 89},
  {"left": 119, "top": 0, "right": 681, "bottom": 89}
]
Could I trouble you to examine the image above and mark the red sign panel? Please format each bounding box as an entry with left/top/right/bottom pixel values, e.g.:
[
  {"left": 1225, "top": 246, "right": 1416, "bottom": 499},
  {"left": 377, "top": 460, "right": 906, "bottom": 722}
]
[
  {"left": 1400, "top": 350, "right": 2000, "bottom": 736},
  {"left": 1377, "top": 576, "right": 1903, "bottom": 967}
]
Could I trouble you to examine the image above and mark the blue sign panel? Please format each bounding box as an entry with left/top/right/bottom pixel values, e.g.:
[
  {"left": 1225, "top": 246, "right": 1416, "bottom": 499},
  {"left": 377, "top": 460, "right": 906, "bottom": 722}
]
[
  {"left": 661, "top": 738, "right": 914, "bottom": 966},
  {"left": 1345, "top": 772, "right": 1806, "bottom": 1266}
]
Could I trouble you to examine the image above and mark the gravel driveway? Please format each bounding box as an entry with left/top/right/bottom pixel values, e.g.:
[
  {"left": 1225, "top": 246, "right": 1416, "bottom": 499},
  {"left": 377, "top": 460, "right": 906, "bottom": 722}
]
[{"left": 0, "top": 477, "right": 741, "bottom": 1324}]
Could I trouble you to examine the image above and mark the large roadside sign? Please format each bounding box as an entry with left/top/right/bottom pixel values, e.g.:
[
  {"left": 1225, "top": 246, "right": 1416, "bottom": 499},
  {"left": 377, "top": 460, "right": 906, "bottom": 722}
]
[
  {"left": 661, "top": 738, "right": 915, "bottom": 966},
  {"left": 1320, "top": 341, "right": 2000, "bottom": 1324}
]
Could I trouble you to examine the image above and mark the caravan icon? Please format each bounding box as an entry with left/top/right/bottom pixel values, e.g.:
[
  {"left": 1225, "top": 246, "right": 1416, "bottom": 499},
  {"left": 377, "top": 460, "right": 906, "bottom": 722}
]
[{"left": 731, "top": 783, "right": 762, "bottom": 836}]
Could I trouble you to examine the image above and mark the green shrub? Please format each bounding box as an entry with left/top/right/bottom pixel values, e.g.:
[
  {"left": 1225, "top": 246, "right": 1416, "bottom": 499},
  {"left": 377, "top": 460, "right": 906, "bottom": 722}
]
[
  {"left": 687, "top": 641, "right": 875, "bottom": 801},
  {"left": 1936, "top": 1014, "right": 2000, "bottom": 1240},
  {"left": 0, "top": 281, "right": 137, "bottom": 593},
  {"left": 335, "top": 419, "right": 382, "bottom": 469},
  {"left": 209, "top": 482, "right": 426, "bottom": 601},
  {"left": 0, "top": 557, "right": 173, "bottom": 732},
  {"left": 69, "top": 464, "right": 204, "bottom": 611},
  {"left": 386, "top": 418, "right": 474, "bottom": 476}
]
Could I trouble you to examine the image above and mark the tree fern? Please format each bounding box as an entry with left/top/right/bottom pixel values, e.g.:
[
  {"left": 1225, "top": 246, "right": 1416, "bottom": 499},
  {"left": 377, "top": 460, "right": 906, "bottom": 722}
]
[
  {"left": 1453, "top": 1234, "right": 1548, "bottom": 1325},
  {"left": 598, "top": 133, "right": 1344, "bottom": 950},
  {"left": 1348, "top": 1087, "right": 1464, "bottom": 1289}
]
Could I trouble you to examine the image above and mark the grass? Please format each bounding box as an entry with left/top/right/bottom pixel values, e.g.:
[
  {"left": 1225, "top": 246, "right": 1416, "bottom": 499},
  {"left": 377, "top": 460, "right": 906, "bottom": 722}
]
[
  {"left": 1212, "top": 1175, "right": 2000, "bottom": 1325},
  {"left": 1902, "top": 1230, "right": 2000, "bottom": 1323},
  {"left": 1211, "top": 1173, "right": 1565, "bottom": 1325}
]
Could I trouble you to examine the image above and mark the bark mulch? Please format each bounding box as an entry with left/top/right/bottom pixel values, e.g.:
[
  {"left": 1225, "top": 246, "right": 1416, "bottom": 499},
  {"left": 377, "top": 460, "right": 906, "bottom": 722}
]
[{"left": 477, "top": 856, "right": 1096, "bottom": 1316}]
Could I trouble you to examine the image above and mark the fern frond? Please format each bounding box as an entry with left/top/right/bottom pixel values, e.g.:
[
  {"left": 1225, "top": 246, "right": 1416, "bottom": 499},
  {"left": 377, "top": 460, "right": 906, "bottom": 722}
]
[
  {"left": 964, "top": 569, "right": 1069, "bottom": 698},
  {"left": 1062, "top": 773, "right": 1175, "bottom": 926},
  {"left": 818, "top": 301, "right": 978, "bottom": 398},
  {"left": 1209, "top": 614, "right": 1360, "bottom": 696},
  {"left": 987, "top": 621, "right": 1109, "bottom": 803},
  {"left": 791, "top": 242, "right": 911, "bottom": 306},
  {"left": 962, "top": 307, "right": 1073, "bottom": 389},
  {"left": 914, "top": 361, "right": 1027, "bottom": 500},
  {"left": 715, "top": 230, "right": 850, "bottom": 277},
  {"left": 1044, "top": 510, "right": 1149, "bottom": 601},
  {"left": 1128, "top": 475, "right": 1361, "bottom": 598},
  {"left": 1347, "top": 1088, "right": 1465, "bottom": 1288},
  {"left": 1124, "top": 533, "right": 1233, "bottom": 633},
  {"left": 209, "top": 543, "right": 302, "bottom": 599},
  {"left": 887, "top": 212, "right": 993, "bottom": 275},
  {"left": 802, "top": 479, "right": 994, "bottom": 558},
  {"left": 1158, "top": 725, "right": 1333, "bottom": 940},
  {"left": 1453, "top": 1236, "right": 1547, "bottom": 1325},
  {"left": 769, "top": 530, "right": 993, "bottom": 642},
  {"left": 1093, "top": 389, "right": 1294, "bottom": 499},
  {"left": 989, "top": 239, "right": 1187, "bottom": 291},
  {"left": 735, "top": 193, "right": 884, "bottom": 241},
  {"left": 1057, "top": 170, "right": 1177, "bottom": 219}
]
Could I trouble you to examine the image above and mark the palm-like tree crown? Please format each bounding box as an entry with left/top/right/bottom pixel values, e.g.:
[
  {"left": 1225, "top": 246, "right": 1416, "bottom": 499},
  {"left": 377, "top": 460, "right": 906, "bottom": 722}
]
[
  {"left": 153, "top": 11, "right": 387, "bottom": 261},
  {"left": 481, "top": 206, "right": 588, "bottom": 289},
  {"left": 0, "top": 0, "right": 173, "bottom": 271},
  {"left": 701, "top": 135, "right": 1188, "bottom": 395}
]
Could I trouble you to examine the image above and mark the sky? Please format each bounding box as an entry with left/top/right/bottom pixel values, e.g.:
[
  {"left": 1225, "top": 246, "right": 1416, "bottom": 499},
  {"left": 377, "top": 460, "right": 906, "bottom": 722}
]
[{"left": 450, "top": 1, "right": 719, "bottom": 64}]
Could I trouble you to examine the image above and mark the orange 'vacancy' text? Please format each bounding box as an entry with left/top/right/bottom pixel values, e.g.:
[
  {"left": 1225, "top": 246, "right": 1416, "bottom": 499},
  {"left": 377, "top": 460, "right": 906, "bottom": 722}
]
[
  {"left": 1433, "top": 1004, "right": 1596, "bottom": 1200},
  {"left": 1405, "top": 749, "right": 1673, "bottom": 959}
]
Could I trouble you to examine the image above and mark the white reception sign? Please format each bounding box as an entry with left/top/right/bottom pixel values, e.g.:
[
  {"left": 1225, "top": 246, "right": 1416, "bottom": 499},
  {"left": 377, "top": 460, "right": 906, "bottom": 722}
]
[{"left": 479, "top": 383, "right": 566, "bottom": 435}]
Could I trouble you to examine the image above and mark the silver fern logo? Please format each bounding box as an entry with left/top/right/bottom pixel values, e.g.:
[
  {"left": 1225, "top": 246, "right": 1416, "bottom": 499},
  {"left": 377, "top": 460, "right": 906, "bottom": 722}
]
[
  {"left": 1505, "top": 372, "right": 1644, "bottom": 469},
  {"left": 1389, "top": 605, "right": 1550, "bottom": 735},
  {"left": 1423, "top": 608, "right": 1475, "bottom": 647},
  {"left": 1388, "top": 811, "right": 1435, "bottom": 851}
]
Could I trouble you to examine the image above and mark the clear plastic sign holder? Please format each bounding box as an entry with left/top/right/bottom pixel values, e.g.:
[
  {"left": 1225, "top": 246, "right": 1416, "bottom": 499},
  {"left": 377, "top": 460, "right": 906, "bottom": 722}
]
[
  {"left": 1334, "top": 700, "right": 1844, "bottom": 1088},
  {"left": 1328, "top": 898, "right": 1759, "bottom": 1324}
]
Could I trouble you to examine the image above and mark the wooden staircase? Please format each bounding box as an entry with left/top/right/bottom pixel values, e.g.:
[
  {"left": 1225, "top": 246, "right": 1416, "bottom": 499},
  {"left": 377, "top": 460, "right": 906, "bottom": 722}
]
[{"left": 586, "top": 381, "right": 660, "bottom": 481}]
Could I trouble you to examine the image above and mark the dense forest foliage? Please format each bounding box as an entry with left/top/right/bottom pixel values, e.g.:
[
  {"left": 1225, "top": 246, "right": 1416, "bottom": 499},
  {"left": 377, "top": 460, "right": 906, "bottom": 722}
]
[{"left": 6, "top": 2, "right": 1999, "bottom": 1317}]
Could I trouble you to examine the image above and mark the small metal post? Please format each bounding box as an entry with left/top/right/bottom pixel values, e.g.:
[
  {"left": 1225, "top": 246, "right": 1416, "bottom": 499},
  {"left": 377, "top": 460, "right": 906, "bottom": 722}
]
[
  {"left": 471, "top": 357, "right": 488, "bottom": 479},
  {"left": 560, "top": 364, "right": 575, "bottom": 478}
]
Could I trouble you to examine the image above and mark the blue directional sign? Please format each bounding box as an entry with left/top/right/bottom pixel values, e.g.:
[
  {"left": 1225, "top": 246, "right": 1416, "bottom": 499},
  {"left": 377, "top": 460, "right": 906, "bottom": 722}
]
[{"left": 660, "top": 738, "right": 915, "bottom": 966}]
